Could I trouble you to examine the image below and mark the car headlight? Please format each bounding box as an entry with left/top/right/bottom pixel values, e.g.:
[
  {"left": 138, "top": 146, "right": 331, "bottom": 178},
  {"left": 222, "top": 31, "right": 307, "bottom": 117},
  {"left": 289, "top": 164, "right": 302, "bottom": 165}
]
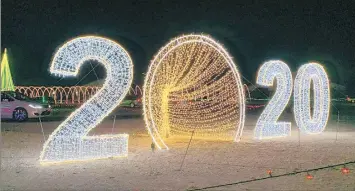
[{"left": 29, "top": 104, "right": 43, "bottom": 109}]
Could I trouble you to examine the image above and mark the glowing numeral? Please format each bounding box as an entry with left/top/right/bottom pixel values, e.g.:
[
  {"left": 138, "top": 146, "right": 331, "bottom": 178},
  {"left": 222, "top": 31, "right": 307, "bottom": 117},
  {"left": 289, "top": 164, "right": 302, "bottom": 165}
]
[
  {"left": 254, "top": 60, "right": 293, "bottom": 139},
  {"left": 143, "top": 34, "right": 245, "bottom": 149},
  {"left": 294, "top": 63, "right": 330, "bottom": 134},
  {"left": 40, "top": 36, "right": 133, "bottom": 163}
]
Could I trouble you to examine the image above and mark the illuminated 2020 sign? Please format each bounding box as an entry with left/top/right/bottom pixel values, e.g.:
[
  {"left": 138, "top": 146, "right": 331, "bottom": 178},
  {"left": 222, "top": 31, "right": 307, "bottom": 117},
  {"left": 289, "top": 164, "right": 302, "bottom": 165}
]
[{"left": 40, "top": 34, "right": 330, "bottom": 164}]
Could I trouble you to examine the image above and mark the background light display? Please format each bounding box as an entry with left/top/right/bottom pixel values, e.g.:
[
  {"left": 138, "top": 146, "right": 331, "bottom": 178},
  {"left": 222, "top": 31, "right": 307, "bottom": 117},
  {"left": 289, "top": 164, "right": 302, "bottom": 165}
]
[
  {"left": 40, "top": 36, "right": 133, "bottom": 163},
  {"left": 143, "top": 34, "right": 245, "bottom": 150},
  {"left": 254, "top": 60, "right": 293, "bottom": 139},
  {"left": 1, "top": 48, "right": 15, "bottom": 91},
  {"left": 15, "top": 85, "right": 142, "bottom": 105},
  {"left": 294, "top": 63, "right": 330, "bottom": 134}
]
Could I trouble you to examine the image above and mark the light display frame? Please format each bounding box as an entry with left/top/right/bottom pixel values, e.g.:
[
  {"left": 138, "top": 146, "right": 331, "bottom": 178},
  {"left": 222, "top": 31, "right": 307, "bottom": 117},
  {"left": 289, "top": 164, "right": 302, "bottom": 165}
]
[
  {"left": 37, "top": 34, "right": 331, "bottom": 165},
  {"left": 143, "top": 34, "right": 245, "bottom": 150},
  {"left": 40, "top": 36, "right": 133, "bottom": 164}
]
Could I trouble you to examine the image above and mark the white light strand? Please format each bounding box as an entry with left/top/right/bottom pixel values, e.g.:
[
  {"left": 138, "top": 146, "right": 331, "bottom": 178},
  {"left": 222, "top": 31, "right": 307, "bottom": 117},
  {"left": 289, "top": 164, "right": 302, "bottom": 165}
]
[
  {"left": 254, "top": 60, "right": 293, "bottom": 139},
  {"left": 294, "top": 63, "right": 330, "bottom": 134},
  {"left": 40, "top": 36, "right": 133, "bottom": 163},
  {"left": 143, "top": 34, "right": 245, "bottom": 150},
  {"left": 15, "top": 85, "right": 142, "bottom": 105}
]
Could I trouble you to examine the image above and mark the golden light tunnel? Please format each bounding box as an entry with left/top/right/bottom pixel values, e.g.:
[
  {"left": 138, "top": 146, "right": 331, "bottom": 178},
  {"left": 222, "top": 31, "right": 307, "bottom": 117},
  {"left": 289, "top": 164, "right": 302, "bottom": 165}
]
[{"left": 143, "top": 34, "right": 245, "bottom": 150}]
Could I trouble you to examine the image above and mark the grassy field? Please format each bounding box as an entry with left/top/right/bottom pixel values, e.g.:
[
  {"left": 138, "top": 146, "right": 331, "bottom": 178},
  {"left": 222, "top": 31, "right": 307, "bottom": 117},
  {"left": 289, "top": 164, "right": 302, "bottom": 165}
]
[{"left": 330, "top": 102, "right": 355, "bottom": 125}]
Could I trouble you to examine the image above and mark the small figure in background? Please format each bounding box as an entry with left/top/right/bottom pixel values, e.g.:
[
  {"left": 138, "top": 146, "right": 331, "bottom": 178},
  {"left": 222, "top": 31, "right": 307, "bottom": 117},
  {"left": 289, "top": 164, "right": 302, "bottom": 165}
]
[{"left": 151, "top": 142, "right": 155, "bottom": 152}]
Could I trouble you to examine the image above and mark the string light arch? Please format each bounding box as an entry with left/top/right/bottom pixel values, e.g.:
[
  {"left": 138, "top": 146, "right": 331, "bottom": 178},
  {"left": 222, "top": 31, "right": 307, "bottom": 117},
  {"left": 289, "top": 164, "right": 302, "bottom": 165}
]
[{"left": 15, "top": 85, "right": 142, "bottom": 105}]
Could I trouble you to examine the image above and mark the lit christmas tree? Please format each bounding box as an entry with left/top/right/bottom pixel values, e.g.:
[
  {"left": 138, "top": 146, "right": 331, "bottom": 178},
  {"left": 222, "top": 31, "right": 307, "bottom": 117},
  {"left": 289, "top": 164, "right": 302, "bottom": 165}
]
[{"left": 1, "top": 48, "right": 15, "bottom": 91}]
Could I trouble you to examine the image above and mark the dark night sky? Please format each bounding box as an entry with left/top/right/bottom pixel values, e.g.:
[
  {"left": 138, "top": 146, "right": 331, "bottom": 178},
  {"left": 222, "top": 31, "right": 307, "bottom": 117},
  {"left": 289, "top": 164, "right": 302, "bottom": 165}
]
[{"left": 2, "top": 0, "right": 355, "bottom": 89}]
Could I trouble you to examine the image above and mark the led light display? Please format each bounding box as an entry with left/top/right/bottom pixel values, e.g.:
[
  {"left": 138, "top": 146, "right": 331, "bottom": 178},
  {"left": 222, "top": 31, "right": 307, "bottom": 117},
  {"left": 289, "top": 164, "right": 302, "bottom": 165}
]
[
  {"left": 1, "top": 48, "right": 15, "bottom": 91},
  {"left": 40, "top": 36, "right": 133, "bottom": 163},
  {"left": 15, "top": 85, "right": 142, "bottom": 105},
  {"left": 294, "top": 63, "right": 330, "bottom": 134},
  {"left": 254, "top": 60, "right": 293, "bottom": 139},
  {"left": 143, "top": 34, "right": 245, "bottom": 150}
]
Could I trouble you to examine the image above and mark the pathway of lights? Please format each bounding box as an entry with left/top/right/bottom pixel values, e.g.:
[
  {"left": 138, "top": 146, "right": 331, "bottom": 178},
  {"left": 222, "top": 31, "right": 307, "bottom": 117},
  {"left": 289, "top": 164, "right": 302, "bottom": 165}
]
[
  {"left": 15, "top": 85, "right": 142, "bottom": 105},
  {"left": 40, "top": 36, "right": 133, "bottom": 163},
  {"left": 143, "top": 34, "right": 245, "bottom": 150},
  {"left": 255, "top": 61, "right": 330, "bottom": 139},
  {"left": 38, "top": 33, "right": 332, "bottom": 164}
]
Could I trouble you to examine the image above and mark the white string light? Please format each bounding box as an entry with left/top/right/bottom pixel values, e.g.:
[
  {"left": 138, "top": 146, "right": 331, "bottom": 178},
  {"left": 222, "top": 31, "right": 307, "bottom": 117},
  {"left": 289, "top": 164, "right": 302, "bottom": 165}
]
[
  {"left": 254, "top": 60, "right": 293, "bottom": 139},
  {"left": 294, "top": 62, "right": 330, "bottom": 134},
  {"left": 40, "top": 36, "right": 133, "bottom": 163},
  {"left": 15, "top": 85, "right": 142, "bottom": 105},
  {"left": 143, "top": 34, "right": 245, "bottom": 150}
]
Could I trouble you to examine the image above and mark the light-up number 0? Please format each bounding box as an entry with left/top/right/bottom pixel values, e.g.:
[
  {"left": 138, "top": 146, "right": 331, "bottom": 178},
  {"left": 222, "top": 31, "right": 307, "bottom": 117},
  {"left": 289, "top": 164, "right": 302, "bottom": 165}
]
[
  {"left": 40, "top": 36, "right": 133, "bottom": 163},
  {"left": 255, "top": 60, "right": 330, "bottom": 139}
]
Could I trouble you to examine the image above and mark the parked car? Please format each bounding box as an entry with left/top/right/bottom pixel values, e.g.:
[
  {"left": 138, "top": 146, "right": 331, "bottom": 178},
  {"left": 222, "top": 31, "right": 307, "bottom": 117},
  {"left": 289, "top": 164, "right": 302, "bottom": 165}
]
[
  {"left": 34, "top": 96, "right": 56, "bottom": 105},
  {"left": 120, "top": 95, "right": 142, "bottom": 108},
  {"left": 1, "top": 91, "right": 52, "bottom": 121},
  {"left": 346, "top": 96, "right": 355, "bottom": 103}
]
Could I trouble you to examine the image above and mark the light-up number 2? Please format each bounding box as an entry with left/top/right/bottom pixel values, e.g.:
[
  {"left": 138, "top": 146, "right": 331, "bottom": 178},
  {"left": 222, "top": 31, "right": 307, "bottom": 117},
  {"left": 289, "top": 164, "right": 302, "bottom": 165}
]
[
  {"left": 254, "top": 60, "right": 293, "bottom": 139},
  {"left": 255, "top": 61, "right": 330, "bottom": 139},
  {"left": 40, "top": 36, "right": 133, "bottom": 163}
]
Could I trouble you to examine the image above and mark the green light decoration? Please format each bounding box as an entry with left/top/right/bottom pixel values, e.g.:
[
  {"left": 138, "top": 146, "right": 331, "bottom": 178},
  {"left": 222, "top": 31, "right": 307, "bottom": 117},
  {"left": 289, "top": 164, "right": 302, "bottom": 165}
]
[{"left": 1, "top": 48, "right": 15, "bottom": 91}]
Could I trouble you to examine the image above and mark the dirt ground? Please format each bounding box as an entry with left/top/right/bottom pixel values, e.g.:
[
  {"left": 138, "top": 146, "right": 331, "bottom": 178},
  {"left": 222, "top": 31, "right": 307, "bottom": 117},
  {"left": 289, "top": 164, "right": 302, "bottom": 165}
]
[{"left": 1, "top": 114, "right": 355, "bottom": 191}]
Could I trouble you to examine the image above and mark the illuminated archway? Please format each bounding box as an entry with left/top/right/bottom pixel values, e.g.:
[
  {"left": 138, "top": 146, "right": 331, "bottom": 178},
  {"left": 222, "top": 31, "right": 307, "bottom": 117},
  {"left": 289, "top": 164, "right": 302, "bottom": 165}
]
[
  {"left": 143, "top": 34, "right": 245, "bottom": 150},
  {"left": 15, "top": 85, "right": 142, "bottom": 105}
]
